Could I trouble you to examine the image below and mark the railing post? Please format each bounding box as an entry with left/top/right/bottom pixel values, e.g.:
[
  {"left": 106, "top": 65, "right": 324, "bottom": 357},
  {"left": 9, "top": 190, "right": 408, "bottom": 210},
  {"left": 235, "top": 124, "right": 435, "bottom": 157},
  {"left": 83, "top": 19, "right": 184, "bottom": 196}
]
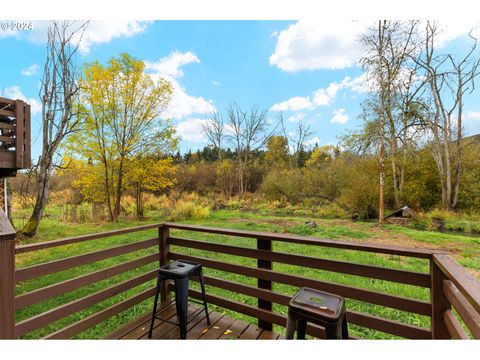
[
  {"left": 0, "top": 209, "right": 16, "bottom": 339},
  {"left": 431, "top": 255, "right": 451, "bottom": 339},
  {"left": 257, "top": 237, "right": 272, "bottom": 331},
  {"left": 159, "top": 225, "right": 170, "bottom": 302}
]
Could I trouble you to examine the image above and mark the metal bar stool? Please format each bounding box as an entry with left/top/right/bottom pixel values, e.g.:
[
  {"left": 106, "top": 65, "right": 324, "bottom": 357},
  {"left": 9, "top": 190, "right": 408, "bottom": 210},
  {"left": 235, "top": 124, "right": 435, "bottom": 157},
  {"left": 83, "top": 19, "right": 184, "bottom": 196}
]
[
  {"left": 285, "top": 287, "right": 348, "bottom": 340},
  {"left": 148, "top": 260, "right": 210, "bottom": 339}
]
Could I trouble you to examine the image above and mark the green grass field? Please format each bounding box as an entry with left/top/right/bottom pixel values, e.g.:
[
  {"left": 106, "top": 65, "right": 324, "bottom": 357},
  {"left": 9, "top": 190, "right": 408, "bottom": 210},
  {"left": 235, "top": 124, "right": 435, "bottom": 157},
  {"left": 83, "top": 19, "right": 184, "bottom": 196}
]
[{"left": 13, "top": 209, "right": 480, "bottom": 339}]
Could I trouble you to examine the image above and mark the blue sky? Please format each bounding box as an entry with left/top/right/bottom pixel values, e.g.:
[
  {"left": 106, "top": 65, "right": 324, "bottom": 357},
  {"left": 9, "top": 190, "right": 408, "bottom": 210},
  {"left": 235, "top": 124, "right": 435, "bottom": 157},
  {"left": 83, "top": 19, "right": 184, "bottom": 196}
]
[{"left": 1, "top": 20, "right": 480, "bottom": 157}]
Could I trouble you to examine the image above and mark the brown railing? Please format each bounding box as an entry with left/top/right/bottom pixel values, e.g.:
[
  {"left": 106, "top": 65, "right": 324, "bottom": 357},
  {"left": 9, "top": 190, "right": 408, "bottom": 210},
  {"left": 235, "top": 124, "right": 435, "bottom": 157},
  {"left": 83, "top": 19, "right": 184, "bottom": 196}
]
[
  {"left": 431, "top": 254, "right": 480, "bottom": 339},
  {"left": 1, "top": 222, "right": 479, "bottom": 339}
]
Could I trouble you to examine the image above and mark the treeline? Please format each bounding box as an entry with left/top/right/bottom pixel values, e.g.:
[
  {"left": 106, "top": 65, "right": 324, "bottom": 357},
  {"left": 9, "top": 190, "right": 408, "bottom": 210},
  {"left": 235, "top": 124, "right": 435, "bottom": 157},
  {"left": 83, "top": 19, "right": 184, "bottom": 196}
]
[
  {"left": 13, "top": 133, "right": 480, "bottom": 221},
  {"left": 164, "top": 134, "right": 480, "bottom": 219}
]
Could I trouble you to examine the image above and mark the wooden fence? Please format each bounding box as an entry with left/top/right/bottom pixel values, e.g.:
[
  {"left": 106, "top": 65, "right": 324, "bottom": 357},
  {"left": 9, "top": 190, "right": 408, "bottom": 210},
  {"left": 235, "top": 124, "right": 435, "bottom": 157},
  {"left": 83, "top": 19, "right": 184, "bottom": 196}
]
[{"left": 1, "top": 221, "right": 479, "bottom": 339}]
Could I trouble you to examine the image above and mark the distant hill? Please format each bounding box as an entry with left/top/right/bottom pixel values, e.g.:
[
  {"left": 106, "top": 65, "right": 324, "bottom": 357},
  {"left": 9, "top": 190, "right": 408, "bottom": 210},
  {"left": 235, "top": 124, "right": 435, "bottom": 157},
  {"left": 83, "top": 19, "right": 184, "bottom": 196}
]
[{"left": 463, "top": 133, "right": 480, "bottom": 145}]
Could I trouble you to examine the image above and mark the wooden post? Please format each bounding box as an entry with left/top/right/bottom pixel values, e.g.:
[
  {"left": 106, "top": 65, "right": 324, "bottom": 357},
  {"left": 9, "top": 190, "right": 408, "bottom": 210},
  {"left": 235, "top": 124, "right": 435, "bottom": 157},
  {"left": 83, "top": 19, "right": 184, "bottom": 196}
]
[
  {"left": 14, "top": 100, "right": 24, "bottom": 169},
  {"left": 0, "top": 208, "right": 16, "bottom": 339},
  {"left": 24, "top": 103, "right": 31, "bottom": 168},
  {"left": 159, "top": 225, "right": 170, "bottom": 302},
  {"left": 257, "top": 237, "right": 273, "bottom": 331},
  {"left": 431, "top": 256, "right": 451, "bottom": 339}
]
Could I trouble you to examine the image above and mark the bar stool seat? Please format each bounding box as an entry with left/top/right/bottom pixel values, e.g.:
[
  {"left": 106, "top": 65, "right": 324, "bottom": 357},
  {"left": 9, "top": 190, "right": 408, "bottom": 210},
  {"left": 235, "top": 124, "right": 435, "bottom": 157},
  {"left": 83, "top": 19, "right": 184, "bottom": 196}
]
[
  {"left": 285, "top": 287, "right": 348, "bottom": 340},
  {"left": 148, "top": 260, "right": 210, "bottom": 339}
]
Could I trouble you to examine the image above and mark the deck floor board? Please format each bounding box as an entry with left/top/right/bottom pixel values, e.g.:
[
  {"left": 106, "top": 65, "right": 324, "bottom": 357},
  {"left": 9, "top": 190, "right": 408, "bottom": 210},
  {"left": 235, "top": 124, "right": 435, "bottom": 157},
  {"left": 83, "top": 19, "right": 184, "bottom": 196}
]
[{"left": 105, "top": 301, "right": 282, "bottom": 340}]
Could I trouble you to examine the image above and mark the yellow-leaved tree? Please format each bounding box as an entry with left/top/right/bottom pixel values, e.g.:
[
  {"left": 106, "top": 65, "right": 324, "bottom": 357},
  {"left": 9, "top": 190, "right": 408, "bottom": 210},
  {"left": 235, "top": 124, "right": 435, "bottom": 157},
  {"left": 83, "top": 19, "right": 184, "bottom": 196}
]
[
  {"left": 126, "top": 155, "right": 177, "bottom": 218},
  {"left": 66, "top": 53, "right": 177, "bottom": 221}
]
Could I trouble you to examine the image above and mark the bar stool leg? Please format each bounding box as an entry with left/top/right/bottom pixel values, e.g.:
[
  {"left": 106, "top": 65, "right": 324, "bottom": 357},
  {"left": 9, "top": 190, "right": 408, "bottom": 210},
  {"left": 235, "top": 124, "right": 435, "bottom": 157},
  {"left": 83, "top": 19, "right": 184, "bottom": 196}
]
[
  {"left": 148, "top": 273, "right": 162, "bottom": 339},
  {"left": 341, "top": 316, "right": 349, "bottom": 339},
  {"left": 325, "top": 323, "right": 342, "bottom": 339},
  {"left": 285, "top": 310, "right": 296, "bottom": 339},
  {"left": 198, "top": 270, "right": 210, "bottom": 325},
  {"left": 297, "top": 319, "right": 307, "bottom": 339},
  {"left": 174, "top": 277, "right": 189, "bottom": 339}
]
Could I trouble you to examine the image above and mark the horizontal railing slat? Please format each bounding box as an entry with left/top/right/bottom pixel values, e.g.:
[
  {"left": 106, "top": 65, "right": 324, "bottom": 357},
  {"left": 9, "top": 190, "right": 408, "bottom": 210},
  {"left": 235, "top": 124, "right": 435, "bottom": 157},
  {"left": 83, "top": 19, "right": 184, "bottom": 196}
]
[
  {"left": 169, "top": 237, "right": 431, "bottom": 287},
  {"left": 15, "top": 253, "right": 159, "bottom": 310},
  {"left": 183, "top": 286, "right": 326, "bottom": 338},
  {"left": 443, "top": 280, "right": 480, "bottom": 338},
  {"left": 164, "top": 222, "right": 434, "bottom": 258},
  {"left": 192, "top": 274, "right": 431, "bottom": 339},
  {"left": 44, "top": 287, "right": 157, "bottom": 339},
  {"left": 346, "top": 310, "right": 431, "bottom": 339},
  {"left": 15, "top": 223, "right": 162, "bottom": 254},
  {"left": 200, "top": 275, "right": 291, "bottom": 306},
  {"left": 443, "top": 309, "right": 469, "bottom": 339},
  {"left": 185, "top": 286, "right": 430, "bottom": 339},
  {"left": 15, "top": 237, "right": 159, "bottom": 283},
  {"left": 434, "top": 254, "right": 480, "bottom": 314},
  {"left": 169, "top": 252, "right": 431, "bottom": 316},
  {"left": 0, "top": 108, "right": 15, "bottom": 117},
  {"left": 15, "top": 270, "right": 157, "bottom": 338}
]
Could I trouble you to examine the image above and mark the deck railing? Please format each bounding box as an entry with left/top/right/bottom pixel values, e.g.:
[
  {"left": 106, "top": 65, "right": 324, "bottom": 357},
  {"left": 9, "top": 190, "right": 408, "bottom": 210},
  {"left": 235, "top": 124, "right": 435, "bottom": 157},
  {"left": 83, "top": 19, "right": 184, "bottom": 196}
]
[
  {"left": 1, "top": 222, "right": 479, "bottom": 339},
  {"left": 0, "top": 96, "right": 31, "bottom": 176}
]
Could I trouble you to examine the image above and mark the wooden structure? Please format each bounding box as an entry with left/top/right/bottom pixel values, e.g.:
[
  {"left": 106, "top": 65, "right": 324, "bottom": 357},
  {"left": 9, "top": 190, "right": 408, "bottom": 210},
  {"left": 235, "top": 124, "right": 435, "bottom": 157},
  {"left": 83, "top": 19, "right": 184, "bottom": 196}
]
[
  {"left": 0, "top": 97, "right": 31, "bottom": 177},
  {"left": 1, "top": 222, "right": 479, "bottom": 339},
  {"left": 385, "top": 206, "right": 416, "bottom": 226}
]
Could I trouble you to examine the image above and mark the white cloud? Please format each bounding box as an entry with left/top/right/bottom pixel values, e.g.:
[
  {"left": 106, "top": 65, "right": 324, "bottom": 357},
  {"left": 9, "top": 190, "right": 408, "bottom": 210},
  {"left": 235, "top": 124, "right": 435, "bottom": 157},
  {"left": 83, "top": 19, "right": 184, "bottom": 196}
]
[
  {"left": 270, "top": 96, "right": 314, "bottom": 112},
  {"left": 330, "top": 108, "right": 349, "bottom": 124},
  {"left": 287, "top": 112, "right": 306, "bottom": 122},
  {"left": 146, "top": 51, "right": 215, "bottom": 120},
  {"left": 269, "top": 20, "right": 365, "bottom": 71},
  {"left": 433, "top": 22, "right": 480, "bottom": 47},
  {"left": 463, "top": 111, "right": 480, "bottom": 135},
  {"left": 340, "top": 73, "right": 370, "bottom": 93},
  {"left": 269, "top": 20, "right": 480, "bottom": 73},
  {"left": 271, "top": 74, "right": 366, "bottom": 113},
  {"left": 78, "top": 21, "right": 151, "bottom": 54},
  {"left": 304, "top": 136, "right": 321, "bottom": 148},
  {"left": 145, "top": 51, "right": 199, "bottom": 78},
  {"left": 2, "top": 86, "right": 41, "bottom": 114},
  {"left": 21, "top": 64, "right": 39, "bottom": 76},
  {"left": 175, "top": 118, "right": 209, "bottom": 143},
  {"left": 312, "top": 81, "right": 343, "bottom": 106},
  {"left": 163, "top": 79, "right": 215, "bottom": 119},
  {"left": 212, "top": 80, "right": 221, "bottom": 87},
  {"left": 0, "top": 21, "right": 151, "bottom": 55}
]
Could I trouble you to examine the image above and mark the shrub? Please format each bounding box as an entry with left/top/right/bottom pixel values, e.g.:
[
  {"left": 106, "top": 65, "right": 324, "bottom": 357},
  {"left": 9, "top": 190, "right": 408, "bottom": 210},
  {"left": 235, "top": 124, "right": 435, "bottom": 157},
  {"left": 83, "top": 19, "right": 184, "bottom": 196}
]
[{"left": 168, "top": 200, "right": 210, "bottom": 221}]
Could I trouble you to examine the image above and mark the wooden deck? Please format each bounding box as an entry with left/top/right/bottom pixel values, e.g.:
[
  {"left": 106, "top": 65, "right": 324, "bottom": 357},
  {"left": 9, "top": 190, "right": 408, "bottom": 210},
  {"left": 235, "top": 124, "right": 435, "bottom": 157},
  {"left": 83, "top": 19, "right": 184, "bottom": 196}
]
[
  {"left": 6, "top": 222, "right": 480, "bottom": 339},
  {"left": 105, "top": 300, "right": 284, "bottom": 340}
]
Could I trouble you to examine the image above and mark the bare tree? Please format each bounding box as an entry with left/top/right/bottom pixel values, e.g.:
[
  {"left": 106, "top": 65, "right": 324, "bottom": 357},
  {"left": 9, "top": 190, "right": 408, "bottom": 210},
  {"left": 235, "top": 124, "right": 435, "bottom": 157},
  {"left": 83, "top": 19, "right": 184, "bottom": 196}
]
[
  {"left": 280, "top": 113, "right": 313, "bottom": 167},
  {"left": 203, "top": 111, "right": 225, "bottom": 161},
  {"left": 359, "top": 20, "right": 422, "bottom": 222},
  {"left": 226, "top": 103, "right": 273, "bottom": 196},
  {"left": 22, "top": 21, "right": 87, "bottom": 237},
  {"left": 415, "top": 21, "right": 480, "bottom": 210}
]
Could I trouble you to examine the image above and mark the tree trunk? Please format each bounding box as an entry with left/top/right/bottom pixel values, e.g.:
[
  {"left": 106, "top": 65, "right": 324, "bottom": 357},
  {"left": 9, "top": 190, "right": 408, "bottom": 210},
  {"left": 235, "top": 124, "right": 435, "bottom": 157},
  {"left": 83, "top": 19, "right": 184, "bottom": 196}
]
[
  {"left": 23, "top": 162, "right": 51, "bottom": 236},
  {"left": 135, "top": 184, "right": 144, "bottom": 219},
  {"left": 114, "top": 158, "right": 124, "bottom": 219},
  {"left": 452, "top": 86, "right": 463, "bottom": 209},
  {"left": 378, "top": 20, "right": 386, "bottom": 225}
]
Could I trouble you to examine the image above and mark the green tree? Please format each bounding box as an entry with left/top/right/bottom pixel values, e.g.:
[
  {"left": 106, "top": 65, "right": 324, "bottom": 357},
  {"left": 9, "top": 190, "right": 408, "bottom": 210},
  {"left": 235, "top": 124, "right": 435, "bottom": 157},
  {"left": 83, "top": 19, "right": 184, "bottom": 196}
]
[{"left": 67, "top": 53, "right": 175, "bottom": 221}]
